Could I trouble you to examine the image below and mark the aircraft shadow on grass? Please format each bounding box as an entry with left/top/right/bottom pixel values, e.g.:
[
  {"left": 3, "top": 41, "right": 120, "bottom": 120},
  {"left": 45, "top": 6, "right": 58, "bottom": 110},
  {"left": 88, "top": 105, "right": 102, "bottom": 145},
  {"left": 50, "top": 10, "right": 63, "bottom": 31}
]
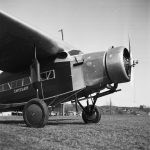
[
  {"left": 0, "top": 119, "right": 24, "bottom": 125},
  {"left": 0, "top": 118, "right": 84, "bottom": 126},
  {"left": 47, "top": 118, "right": 84, "bottom": 125}
]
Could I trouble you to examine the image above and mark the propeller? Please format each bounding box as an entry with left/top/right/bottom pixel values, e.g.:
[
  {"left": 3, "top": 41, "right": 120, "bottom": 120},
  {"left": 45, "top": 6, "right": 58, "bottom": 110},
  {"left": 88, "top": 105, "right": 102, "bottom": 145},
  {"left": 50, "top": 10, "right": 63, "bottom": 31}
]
[
  {"left": 128, "top": 35, "right": 138, "bottom": 68},
  {"left": 128, "top": 36, "right": 133, "bottom": 84},
  {"left": 128, "top": 35, "right": 139, "bottom": 105},
  {"left": 128, "top": 35, "right": 132, "bottom": 80}
]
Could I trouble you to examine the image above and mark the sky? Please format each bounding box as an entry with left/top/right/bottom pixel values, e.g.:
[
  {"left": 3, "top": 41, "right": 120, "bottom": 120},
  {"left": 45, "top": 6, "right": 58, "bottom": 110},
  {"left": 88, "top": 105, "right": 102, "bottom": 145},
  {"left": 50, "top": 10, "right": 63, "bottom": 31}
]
[{"left": 0, "top": 0, "right": 149, "bottom": 107}]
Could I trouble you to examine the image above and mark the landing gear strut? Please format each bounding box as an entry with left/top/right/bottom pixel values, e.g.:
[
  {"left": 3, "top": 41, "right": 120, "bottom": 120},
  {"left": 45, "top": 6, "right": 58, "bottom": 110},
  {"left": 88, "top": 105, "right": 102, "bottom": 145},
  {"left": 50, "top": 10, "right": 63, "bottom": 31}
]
[
  {"left": 23, "top": 46, "right": 49, "bottom": 128},
  {"left": 76, "top": 84, "right": 120, "bottom": 123},
  {"left": 77, "top": 94, "right": 101, "bottom": 124},
  {"left": 82, "top": 105, "right": 101, "bottom": 123}
]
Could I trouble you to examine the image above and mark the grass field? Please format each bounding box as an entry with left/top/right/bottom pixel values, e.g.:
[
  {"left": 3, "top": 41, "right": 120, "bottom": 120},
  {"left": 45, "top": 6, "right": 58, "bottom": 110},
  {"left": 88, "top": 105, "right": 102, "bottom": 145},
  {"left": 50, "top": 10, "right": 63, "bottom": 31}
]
[{"left": 0, "top": 115, "right": 150, "bottom": 150}]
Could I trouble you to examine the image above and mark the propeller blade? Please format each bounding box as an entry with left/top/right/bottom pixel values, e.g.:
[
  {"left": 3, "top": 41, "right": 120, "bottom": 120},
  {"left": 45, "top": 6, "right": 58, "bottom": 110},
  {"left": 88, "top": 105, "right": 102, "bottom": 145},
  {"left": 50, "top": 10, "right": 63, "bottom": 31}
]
[
  {"left": 128, "top": 35, "right": 131, "bottom": 54},
  {"left": 128, "top": 35, "right": 132, "bottom": 64},
  {"left": 128, "top": 35, "right": 133, "bottom": 80}
]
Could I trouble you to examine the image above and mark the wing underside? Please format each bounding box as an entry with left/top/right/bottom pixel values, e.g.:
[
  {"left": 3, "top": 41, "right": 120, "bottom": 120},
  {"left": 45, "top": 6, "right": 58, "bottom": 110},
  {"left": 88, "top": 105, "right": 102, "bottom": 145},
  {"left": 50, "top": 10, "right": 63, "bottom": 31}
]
[{"left": 0, "top": 11, "right": 71, "bottom": 72}]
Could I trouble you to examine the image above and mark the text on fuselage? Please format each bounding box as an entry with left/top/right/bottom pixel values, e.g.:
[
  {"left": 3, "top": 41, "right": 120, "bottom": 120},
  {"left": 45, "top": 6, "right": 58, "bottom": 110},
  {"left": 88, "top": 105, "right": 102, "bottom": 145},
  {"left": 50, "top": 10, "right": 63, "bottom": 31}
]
[{"left": 14, "top": 86, "right": 29, "bottom": 93}]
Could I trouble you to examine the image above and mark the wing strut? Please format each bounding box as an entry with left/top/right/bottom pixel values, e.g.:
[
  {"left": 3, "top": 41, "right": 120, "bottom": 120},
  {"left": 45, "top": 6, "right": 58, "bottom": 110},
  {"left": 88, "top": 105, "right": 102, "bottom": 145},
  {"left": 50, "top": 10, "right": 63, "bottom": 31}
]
[{"left": 30, "top": 46, "right": 43, "bottom": 98}]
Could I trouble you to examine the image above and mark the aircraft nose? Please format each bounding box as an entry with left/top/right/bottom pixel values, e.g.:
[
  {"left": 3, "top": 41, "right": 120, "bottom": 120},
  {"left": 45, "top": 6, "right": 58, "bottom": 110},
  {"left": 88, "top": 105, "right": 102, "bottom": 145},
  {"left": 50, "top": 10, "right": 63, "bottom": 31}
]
[
  {"left": 105, "top": 47, "right": 131, "bottom": 83},
  {"left": 123, "top": 49, "right": 131, "bottom": 79},
  {"left": 82, "top": 47, "right": 131, "bottom": 88}
]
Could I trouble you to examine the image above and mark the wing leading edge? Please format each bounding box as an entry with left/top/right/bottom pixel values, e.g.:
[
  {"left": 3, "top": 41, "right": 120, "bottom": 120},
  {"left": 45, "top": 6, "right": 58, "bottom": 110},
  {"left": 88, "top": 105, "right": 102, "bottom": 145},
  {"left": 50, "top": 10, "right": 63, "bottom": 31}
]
[{"left": 0, "top": 11, "right": 71, "bottom": 72}]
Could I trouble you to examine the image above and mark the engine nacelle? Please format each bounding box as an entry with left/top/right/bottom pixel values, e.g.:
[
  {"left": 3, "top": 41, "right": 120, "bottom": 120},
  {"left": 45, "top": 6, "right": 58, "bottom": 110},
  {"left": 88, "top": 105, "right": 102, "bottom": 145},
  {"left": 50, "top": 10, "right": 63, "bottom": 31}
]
[{"left": 106, "top": 47, "right": 131, "bottom": 83}]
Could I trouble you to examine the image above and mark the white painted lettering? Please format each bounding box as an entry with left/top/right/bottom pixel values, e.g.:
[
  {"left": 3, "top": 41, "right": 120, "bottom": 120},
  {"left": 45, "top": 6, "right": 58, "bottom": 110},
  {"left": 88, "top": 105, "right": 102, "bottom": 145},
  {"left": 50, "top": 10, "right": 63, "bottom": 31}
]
[{"left": 14, "top": 86, "right": 29, "bottom": 93}]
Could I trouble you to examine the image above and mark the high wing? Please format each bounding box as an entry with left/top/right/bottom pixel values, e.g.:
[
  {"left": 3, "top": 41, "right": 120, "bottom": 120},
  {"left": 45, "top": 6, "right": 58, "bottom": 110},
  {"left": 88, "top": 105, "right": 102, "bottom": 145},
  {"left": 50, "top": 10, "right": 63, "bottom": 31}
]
[{"left": 0, "top": 11, "right": 72, "bottom": 72}]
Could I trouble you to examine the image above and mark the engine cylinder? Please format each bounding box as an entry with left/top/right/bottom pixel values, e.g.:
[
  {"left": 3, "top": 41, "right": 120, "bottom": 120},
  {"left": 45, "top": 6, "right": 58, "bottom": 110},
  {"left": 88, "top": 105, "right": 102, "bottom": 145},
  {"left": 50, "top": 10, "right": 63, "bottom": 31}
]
[{"left": 105, "top": 47, "right": 131, "bottom": 83}]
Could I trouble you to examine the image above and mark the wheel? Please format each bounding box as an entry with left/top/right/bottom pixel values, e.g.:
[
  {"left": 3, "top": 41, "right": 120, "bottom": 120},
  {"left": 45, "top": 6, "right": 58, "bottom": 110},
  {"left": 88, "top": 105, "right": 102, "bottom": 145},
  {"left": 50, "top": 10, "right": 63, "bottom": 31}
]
[
  {"left": 82, "top": 105, "right": 101, "bottom": 123},
  {"left": 23, "top": 98, "right": 49, "bottom": 128}
]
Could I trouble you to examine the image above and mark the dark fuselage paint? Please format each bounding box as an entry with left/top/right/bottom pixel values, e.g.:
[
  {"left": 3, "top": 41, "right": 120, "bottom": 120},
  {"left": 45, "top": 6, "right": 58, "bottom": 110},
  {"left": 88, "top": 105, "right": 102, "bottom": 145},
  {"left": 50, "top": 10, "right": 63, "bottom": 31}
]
[{"left": 0, "top": 61, "right": 73, "bottom": 105}]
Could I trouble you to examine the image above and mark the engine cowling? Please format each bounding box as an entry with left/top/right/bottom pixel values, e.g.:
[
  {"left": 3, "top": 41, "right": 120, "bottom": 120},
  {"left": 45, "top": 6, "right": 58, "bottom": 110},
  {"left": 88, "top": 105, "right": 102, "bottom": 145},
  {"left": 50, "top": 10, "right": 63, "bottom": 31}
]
[{"left": 106, "top": 47, "right": 131, "bottom": 83}]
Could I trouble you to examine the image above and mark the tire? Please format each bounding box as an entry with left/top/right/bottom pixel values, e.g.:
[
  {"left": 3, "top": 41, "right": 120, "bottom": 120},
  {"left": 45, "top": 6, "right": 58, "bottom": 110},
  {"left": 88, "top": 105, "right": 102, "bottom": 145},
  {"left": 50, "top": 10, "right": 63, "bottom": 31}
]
[
  {"left": 23, "top": 98, "right": 49, "bottom": 128},
  {"left": 82, "top": 105, "right": 101, "bottom": 123}
]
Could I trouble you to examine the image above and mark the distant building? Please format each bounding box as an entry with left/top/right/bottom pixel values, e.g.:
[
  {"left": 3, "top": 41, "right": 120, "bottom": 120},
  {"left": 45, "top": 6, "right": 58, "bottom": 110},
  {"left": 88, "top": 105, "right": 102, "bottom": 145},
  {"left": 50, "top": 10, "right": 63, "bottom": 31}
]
[
  {"left": 66, "top": 111, "right": 76, "bottom": 116},
  {"left": 49, "top": 103, "right": 64, "bottom": 116},
  {"left": 136, "top": 111, "right": 147, "bottom": 116},
  {"left": 0, "top": 112, "right": 12, "bottom": 116}
]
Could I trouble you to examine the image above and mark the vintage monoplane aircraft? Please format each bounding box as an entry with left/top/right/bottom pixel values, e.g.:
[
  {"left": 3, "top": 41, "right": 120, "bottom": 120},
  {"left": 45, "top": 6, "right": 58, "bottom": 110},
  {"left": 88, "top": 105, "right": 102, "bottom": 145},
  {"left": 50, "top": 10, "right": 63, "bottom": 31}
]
[{"left": 0, "top": 11, "right": 137, "bottom": 127}]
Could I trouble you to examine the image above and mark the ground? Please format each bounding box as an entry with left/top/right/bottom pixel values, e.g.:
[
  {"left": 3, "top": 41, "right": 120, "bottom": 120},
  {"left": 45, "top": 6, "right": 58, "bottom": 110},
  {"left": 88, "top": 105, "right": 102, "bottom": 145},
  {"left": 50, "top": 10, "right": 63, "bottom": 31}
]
[{"left": 0, "top": 115, "right": 150, "bottom": 150}]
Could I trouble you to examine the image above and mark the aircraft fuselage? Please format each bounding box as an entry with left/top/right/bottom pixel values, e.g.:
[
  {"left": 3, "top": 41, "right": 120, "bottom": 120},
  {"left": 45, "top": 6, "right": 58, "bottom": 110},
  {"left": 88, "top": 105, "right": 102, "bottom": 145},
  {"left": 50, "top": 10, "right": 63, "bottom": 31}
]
[{"left": 0, "top": 47, "right": 131, "bottom": 112}]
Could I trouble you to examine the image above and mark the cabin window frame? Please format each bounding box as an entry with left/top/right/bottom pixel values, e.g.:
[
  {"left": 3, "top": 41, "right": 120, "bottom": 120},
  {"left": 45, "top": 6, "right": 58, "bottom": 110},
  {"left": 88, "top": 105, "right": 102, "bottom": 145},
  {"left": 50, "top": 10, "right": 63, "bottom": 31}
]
[
  {"left": 40, "top": 70, "right": 55, "bottom": 81},
  {"left": 0, "top": 69, "right": 55, "bottom": 92},
  {"left": 23, "top": 77, "right": 31, "bottom": 86}
]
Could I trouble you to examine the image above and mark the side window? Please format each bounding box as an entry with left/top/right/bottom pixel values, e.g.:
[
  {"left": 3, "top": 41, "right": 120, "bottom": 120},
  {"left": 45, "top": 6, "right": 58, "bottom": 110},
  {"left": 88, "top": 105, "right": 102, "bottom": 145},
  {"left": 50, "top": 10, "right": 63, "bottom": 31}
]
[
  {"left": 0, "top": 85, "right": 3, "bottom": 92},
  {"left": 0, "top": 77, "right": 31, "bottom": 92},
  {"left": 41, "top": 72, "right": 47, "bottom": 81},
  {"left": 47, "top": 70, "right": 55, "bottom": 79},
  {"left": 16, "top": 79, "right": 23, "bottom": 87},
  {"left": 40, "top": 70, "right": 55, "bottom": 81},
  {"left": 0, "top": 83, "right": 12, "bottom": 92},
  {"left": 3, "top": 83, "right": 10, "bottom": 91},
  {"left": 11, "top": 81, "right": 17, "bottom": 89},
  {"left": 23, "top": 77, "right": 31, "bottom": 86}
]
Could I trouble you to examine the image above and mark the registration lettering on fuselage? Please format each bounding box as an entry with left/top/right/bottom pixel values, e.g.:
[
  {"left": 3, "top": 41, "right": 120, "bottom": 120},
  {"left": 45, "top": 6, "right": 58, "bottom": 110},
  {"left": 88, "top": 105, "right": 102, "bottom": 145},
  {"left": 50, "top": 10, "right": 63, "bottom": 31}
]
[{"left": 14, "top": 86, "right": 29, "bottom": 93}]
